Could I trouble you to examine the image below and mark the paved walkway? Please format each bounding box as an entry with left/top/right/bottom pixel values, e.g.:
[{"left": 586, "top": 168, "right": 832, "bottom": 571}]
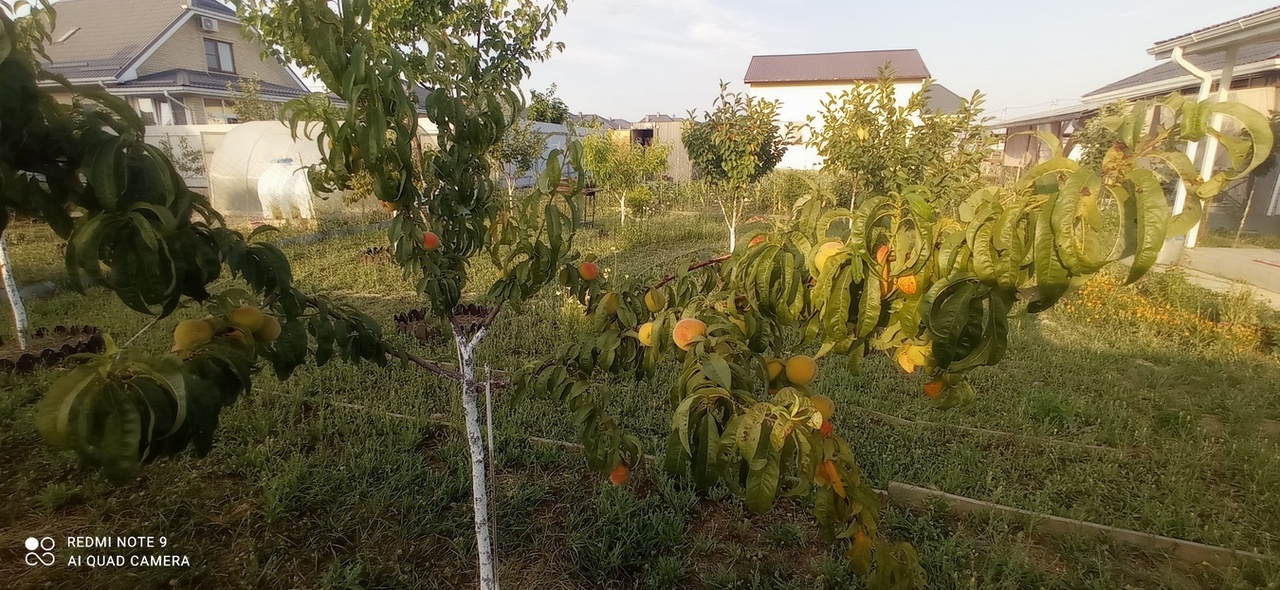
[{"left": 1174, "top": 247, "right": 1280, "bottom": 310}]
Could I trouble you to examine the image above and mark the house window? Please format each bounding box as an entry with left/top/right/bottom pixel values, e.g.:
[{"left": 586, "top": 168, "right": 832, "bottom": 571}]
[
  {"left": 204, "top": 39, "right": 235, "bottom": 73},
  {"left": 136, "top": 98, "right": 158, "bottom": 125},
  {"left": 204, "top": 98, "right": 239, "bottom": 124}
]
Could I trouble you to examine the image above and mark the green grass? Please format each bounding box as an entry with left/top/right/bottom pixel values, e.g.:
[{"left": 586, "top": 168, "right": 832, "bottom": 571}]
[
  {"left": 2, "top": 210, "right": 1279, "bottom": 589},
  {"left": 1196, "top": 229, "right": 1280, "bottom": 251}
]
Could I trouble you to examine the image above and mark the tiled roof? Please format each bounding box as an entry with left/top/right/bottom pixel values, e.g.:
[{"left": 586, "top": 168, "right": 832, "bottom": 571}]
[
  {"left": 744, "top": 49, "right": 929, "bottom": 84},
  {"left": 1084, "top": 41, "right": 1280, "bottom": 98},
  {"left": 40, "top": 0, "right": 237, "bottom": 81},
  {"left": 191, "top": 0, "right": 237, "bottom": 16},
  {"left": 115, "top": 68, "right": 310, "bottom": 99}
]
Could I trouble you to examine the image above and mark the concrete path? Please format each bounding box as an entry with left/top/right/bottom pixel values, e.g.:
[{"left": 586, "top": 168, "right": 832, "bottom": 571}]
[{"left": 1176, "top": 247, "right": 1280, "bottom": 310}]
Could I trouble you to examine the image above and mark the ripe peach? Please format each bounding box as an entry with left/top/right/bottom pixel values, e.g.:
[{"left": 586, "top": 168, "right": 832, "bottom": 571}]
[
  {"left": 609, "top": 463, "right": 630, "bottom": 485},
  {"left": 229, "top": 306, "right": 265, "bottom": 332},
  {"left": 255, "top": 315, "right": 282, "bottom": 342},
  {"left": 579, "top": 261, "right": 601, "bottom": 281},
  {"left": 785, "top": 355, "right": 818, "bottom": 385},
  {"left": 810, "top": 394, "right": 835, "bottom": 420},
  {"left": 637, "top": 322, "right": 655, "bottom": 346},
  {"left": 172, "top": 319, "right": 214, "bottom": 351},
  {"left": 672, "top": 318, "right": 707, "bottom": 351},
  {"left": 766, "top": 358, "right": 785, "bottom": 382},
  {"left": 422, "top": 231, "right": 442, "bottom": 250}
]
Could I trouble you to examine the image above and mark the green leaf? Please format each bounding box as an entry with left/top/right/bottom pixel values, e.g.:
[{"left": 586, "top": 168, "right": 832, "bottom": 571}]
[
  {"left": 857, "top": 266, "right": 881, "bottom": 337},
  {"left": 1205, "top": 101, "right": 1275, "bottom": 177},
  {"left": 744, "top": 433, "right": 781, "bottom": 514},
  {"left": 823, "top": 265, "right": 852, "bottom": 342},
  {"left": 702, "top": 354, "right": 733, "bottom": 390},
  {"left": 35, "top": 363, "right": 104, "bottom": 449},
  {"left": 1124, "top": 168, "right": 1169, "bottom": 284}
]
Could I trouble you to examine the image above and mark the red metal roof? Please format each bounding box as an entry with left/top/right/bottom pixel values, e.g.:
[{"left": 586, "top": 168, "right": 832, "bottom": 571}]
[{"left": 743, "top": 49, "right": 930, "bottom": 84}]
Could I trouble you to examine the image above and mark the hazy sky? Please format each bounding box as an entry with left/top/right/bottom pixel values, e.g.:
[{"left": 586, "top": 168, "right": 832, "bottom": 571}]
[{"left": 523, "top": 0, "right": 1275, "bottom": 122}]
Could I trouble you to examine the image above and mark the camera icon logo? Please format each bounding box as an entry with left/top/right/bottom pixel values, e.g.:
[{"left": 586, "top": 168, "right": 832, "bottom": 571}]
[{"left": 25, "top": 537, "right": 56, "bottom": 566}]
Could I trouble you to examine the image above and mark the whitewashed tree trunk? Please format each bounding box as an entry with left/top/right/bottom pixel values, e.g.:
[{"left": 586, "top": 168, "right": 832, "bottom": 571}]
[
  {"left": 454, "top": 326, "right": 498, "bottom": 590},
  {"left": 718, "top": 197, "right": 737, "bottom": 253},
  {"left": 619, "top": 193, "right": 627, "bottom": 228},
  {"left": 0, "top": 234, "right": 29, "bottom": 350}
]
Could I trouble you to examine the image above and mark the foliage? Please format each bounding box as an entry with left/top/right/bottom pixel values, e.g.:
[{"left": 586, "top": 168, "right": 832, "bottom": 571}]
[
  {"left": 241, "top": 0, "right": 574, "bottom": 318},
  {"left": 582, "top": 135, "right": 670, "bottom": 191},
  {"left": 581, "top": 134, "right": 669, "bottom": 225},
  {"left": 527, "top": 83, "right": 570, "bottom": 124},
  {"left": 808, "top": 69, "right": 996, "bottom": 216},
  {"left": 1071, "top": 101, "right": 1127, "bottom": 170},
  {"left": 157, "top": 136, "right": 206, "bottom": 177},
  {"left": 683, "top": 83, "right": 786, "bottom": 251},
  {"left": 683, "top": 82, "right": 786, "bottom": 189},
  {"left": 0, "top": 3, "right": 392, "bottom": 481},
  {"left": 519, "top": 88, "right": 1273, "bottom": 586},
  {"left": 491, "top": 118, "right": 548, "bottom": 195},
  {"left": 227, "top": 75, "right": 279, "bottom": 122},
  {"left": 759, "top": 170, "right": 856, "bottom": 214}
]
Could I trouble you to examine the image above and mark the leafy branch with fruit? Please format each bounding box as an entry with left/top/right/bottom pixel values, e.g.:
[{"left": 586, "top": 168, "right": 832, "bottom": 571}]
[
  {"left": 3, "top": 0, "right": 1275, "bottom": 588},
  {"left": 519, "top": 94, "right": 1273, "bottom": 585}
]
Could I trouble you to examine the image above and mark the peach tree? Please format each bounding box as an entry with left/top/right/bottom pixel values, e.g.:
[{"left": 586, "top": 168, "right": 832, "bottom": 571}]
[
  {"left": 808, "top": 68, "right": 995, "bottom": 216},
  {"left": 683, "top": 82, "right": 787, "bottom": 252},
  {"left": 519, "top": 93, "right": 1273, "bottom": 586},
  {"left": 5, "top": 0, "right": 578, "bottom": 587}
]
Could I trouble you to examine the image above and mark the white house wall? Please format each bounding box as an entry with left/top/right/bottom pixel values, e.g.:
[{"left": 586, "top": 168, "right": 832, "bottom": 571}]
[{"left": 748, "top": 81, "right": 924, "bottom": 170}]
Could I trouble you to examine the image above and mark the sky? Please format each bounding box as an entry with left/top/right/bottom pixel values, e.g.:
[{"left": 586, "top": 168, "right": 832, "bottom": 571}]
[{"left": 522, "top": 0, "right": 1277, "bottom": 123}]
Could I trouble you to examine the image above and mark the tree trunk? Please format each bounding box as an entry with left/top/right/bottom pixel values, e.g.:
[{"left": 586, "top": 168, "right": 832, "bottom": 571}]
[
  {"left": 454, "top": 325, "right": 497, "bottom": 590},
  {"left": 1, "top": 234, "right": 29, "bottom": 350},
  {"left": 619, "top": 193, "right": 626, "bottom": 228},
  {"left": 1234, "top": 174, "right": 1258, "bottom": 248}
]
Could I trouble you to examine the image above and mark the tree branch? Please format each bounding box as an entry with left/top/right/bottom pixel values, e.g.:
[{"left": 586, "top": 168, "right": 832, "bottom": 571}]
[
  {"left": 654, "top": 254, "right": 733, "bottom": 289},
  {"left": 298, "top": 293, "right": 513, "bottom": 388}
]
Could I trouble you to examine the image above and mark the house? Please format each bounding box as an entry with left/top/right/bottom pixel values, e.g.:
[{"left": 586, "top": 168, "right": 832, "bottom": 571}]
[
  {"left": 996, "top": 6, "right": 1280, "bottom": 241},
  {"left": 39, "top": 0, "right": 311, "bottom": 125},
  {"left": 743, "top": 49, "right": 963, "bottom": 170}
]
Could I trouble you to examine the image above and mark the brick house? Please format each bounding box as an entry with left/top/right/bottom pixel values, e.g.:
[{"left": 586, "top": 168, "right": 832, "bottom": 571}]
[{"left": 40, "top": 0, "right": 310, "bottom": 124}]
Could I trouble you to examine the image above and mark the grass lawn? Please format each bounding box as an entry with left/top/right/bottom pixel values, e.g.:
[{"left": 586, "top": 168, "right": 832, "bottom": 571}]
[{"left": 2, "top": 210, "right": 1279, "bottom": 589}]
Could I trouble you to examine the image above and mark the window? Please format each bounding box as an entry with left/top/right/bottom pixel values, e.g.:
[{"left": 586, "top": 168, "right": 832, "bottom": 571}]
[
  {"left": 135, "top": 98, "right": 157, "bottom": 125},
  {"left": 204, "top": 98, "right": 239, "bottom": 124},
  {"left": 204, "top": 39, "right": 235, "bottom": 73}
]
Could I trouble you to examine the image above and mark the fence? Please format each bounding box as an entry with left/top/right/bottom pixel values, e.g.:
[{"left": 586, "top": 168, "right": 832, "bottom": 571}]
[{"left": 142, "top": 124, "right": 236, "bottom": 191}]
